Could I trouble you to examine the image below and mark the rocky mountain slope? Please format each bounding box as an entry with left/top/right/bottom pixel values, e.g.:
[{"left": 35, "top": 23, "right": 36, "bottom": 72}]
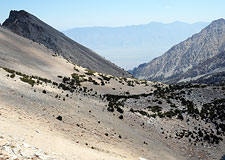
[
  {"left": 132, "top": 18, "right": 225, "bottom": 83},
  {"left": 169, "top": 51, "right": 225, "bottom": 84},
  {"left": 0, "top": 12, "right": 225, "bottom": 160},
  {"left": 63, "top": 21, "right": 208, "bottom": 69},
  {"left": 2, "top": 10, "right": 130, "bottom": 78},
  {"left": 0, "top": 24, "right": 165, "bottom": 160}
]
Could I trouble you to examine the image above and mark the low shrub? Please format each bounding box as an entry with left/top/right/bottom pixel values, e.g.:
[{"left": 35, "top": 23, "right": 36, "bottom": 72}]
[
  {"left": 85, "top": 69, "right": 95, "bottom": 76},
  {"left": 20, "top": 77, "right": 35, "bottom": 87},
  {"left": 10, "top": 74, "right": 15, "bottom": 78}
]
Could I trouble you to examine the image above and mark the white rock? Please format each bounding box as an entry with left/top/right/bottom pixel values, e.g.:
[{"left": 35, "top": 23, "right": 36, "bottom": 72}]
[
  {"left": 138, "top": 157, "right": 147, "bottom": 160},
  {"left": 23, "top": 143, "right": 31, "bottom": 148},
  {"left": 11, "top": 155, "right": 18, "bottom": 159},
  {"left": 20, "top": 149, "right": 35, "bottom": 158},
  {"left": 3, "top": 145, "right": 14, "bottom": 155}
]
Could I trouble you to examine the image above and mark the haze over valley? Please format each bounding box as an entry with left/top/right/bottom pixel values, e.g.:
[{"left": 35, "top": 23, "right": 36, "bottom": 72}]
[{"left": 63, "top": 22, "right": 209, "bottom": 70}]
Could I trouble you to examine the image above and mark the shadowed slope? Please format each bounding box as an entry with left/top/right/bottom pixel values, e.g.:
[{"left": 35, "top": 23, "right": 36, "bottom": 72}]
[{"left": 2, "top": 10, "right": 131, "bottom": 78}]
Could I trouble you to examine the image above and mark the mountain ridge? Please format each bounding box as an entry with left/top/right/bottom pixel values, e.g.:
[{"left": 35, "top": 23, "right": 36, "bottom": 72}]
[
  {"left": 132, "top": 18, "right": 225, "bottom": 83},
  {"left": 2, "top": 10, "right": 130, "bottom": 77}
]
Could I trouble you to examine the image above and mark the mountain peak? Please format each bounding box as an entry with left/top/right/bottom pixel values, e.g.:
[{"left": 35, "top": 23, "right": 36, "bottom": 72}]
[
  {"left": 9, "top": 10, "right": 30, "bottom": 16},
  {"left": 206, "top": 18, "right": 225, "bottom": 28},
  {"left": 4, "top": 10, "right": 32, "bottom": 24},
  {"left": 2, "top": 10, "right": 131, "bottom": 77},
  {"left": 212, "top": 18, "right": 225, "bottom": 23}
]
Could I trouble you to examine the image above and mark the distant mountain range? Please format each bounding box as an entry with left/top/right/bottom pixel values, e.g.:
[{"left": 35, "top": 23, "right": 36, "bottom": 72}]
[
  {"left": 132, "top": 18, "right": 225, "bottom": 84},
  {"left": 63, "top": 22, "right": 209, "bottom": 69},
  {"left": 2, "top": 10, "right": 130, "bottom": 77}
]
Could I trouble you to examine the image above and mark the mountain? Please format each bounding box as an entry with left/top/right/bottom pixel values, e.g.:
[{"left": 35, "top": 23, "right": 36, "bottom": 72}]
[
  {"left": 0, "top": 23, "right": 160, "bottom": 159},
  {"left": 132, "top": 18, "right": 225, "bottom": 83},
  {"left": 63, "top": 21, "right": 209, "bottom": 69},
  {"left": 2, "top": 10, "right": 130, "bottom": 77},
  {"left": 170, "top": 51, "right": 225, "bottom": 84},
  {"left": 0, "top": 14, "right": 225, "bottom": 160}
]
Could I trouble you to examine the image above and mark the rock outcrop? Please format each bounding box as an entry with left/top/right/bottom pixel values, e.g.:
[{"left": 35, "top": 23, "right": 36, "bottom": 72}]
[{"left": 0, "top": 135, "right": 55, "bottom": 160}]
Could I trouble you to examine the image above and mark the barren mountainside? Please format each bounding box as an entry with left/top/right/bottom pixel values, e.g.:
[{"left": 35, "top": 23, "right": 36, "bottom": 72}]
[
  {"left": 0, "top": 11, "right": 225, "bottom": 160},
  {"left": 132, "top": 18, "right": 225, "bottom": 83},
  {"left": 170, "top": 51, "right": 225, "bottom": 84},
  {"left": 2, "top": 10, "right": 130, "bottom": 78}
]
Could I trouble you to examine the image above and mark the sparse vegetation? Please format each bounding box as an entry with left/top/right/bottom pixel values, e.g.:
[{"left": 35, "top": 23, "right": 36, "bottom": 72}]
[
  {"left": 74, "top": 66, "right": 79, "bottom": 72},
  {"left": 71, "top": 73, "right": 82, "bottom": 85},
  {"left": 10, "top": 74, "right": 15, "bottom": 78},
  {"left": 20, "top": 76, "right": 35, "bottom": 87},
  {"left": 1, "top": 64, "right": 225, "bottom": 149},
  {"left": 85, "top": 69, "right": 95, "bottom": 76},
  {"left": 147, "top": 106, "right": 162, "bottom": 113},
  {"left": 99, "top": 74, "right": 111, "bottom": 81},
  {"left": 2, "top": 67, "right": 15, "bottom": 74}
]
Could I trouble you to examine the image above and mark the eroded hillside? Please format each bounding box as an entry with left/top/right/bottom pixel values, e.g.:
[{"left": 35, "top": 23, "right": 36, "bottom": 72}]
[{"left": 0, "top": 14, "right": 225, "bottom": 160}]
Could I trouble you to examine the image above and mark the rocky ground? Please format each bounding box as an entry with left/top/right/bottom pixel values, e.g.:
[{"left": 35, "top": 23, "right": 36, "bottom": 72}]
[
  {"left": 0, "top": 66, "right": 156, "bottom": 160},
  {"left": 0, "top": 65, "right": 225, "bottom": 160},
  {"left": 106, "top": 83, "right": 225, "bottom": 160},
  {"left": 0, "top": 66, "right": 185, "bottom": 160},
  {"left": 0, "top": 135, "right": 55, "bottom": 160},
  {"left": 0, "top": 25, "right": 225, "bottom": 159}
]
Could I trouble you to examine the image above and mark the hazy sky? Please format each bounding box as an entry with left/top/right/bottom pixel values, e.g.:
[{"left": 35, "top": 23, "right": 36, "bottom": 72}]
[{"left": 0, "top": 0, "right": 224, "bottom": 30}]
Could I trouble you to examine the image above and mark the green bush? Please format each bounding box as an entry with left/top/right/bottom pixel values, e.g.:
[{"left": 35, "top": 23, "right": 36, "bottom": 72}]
[
  {"left": 20, "top": 77, "right": 35, "bottom": 87},
  {"left": 3, "top": 67, "right": 15, "bottom": 74},
  {"left": 74, "top": 67, "right": 79, "bottom": 72},
  {"left": 15, "top": 71, "right": 26, "bottom": 77},
  {"left": 10, "top": 74, "right": 15, "bottom": 78},
  {"left": 99, "top": 74, "right": 111, "bottom": 81},
  {"left": 58, "top": 83, "right": 70, "bottom": 90},
  {"left": 85, "top": 69, "right": 95, "bottom": 76},
  {"left": 148, "top": 106, "right": 162, "bottom": 113},
  {"left": 71, "top": 73, "right": 81, "bottom": 85}
]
